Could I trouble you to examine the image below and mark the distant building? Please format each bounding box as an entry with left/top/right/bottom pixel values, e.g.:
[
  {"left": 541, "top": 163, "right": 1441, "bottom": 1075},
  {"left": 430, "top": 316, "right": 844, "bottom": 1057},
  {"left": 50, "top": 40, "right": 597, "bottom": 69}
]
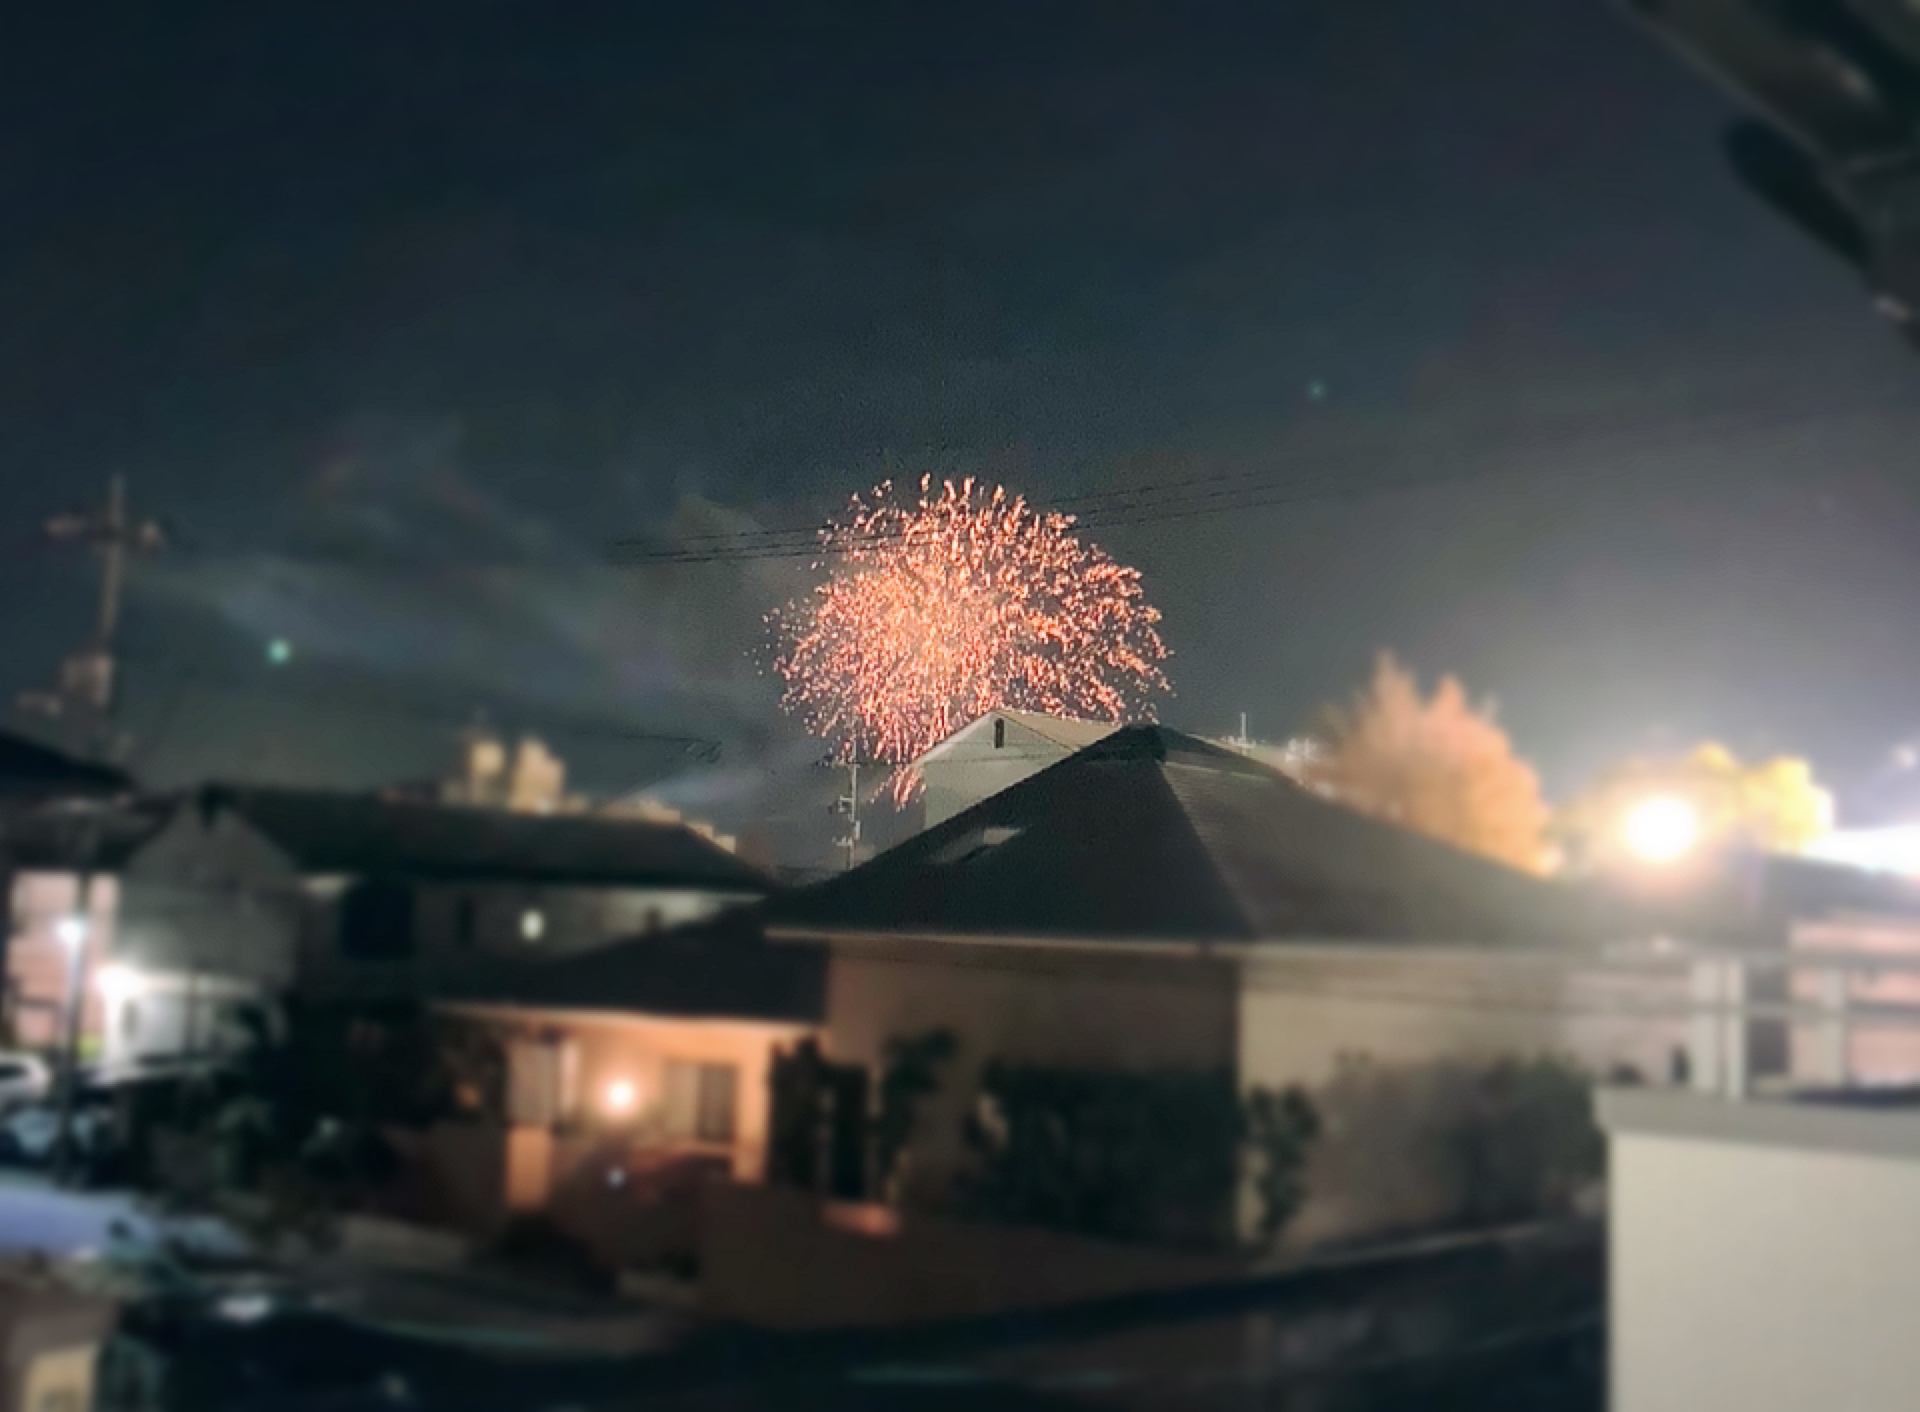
[
  {"left": 912, "top": 709, "right": 1119, "bottom": 830},
  {"left": 4, "top": 784, "right": 772, "bottom": 1065}
]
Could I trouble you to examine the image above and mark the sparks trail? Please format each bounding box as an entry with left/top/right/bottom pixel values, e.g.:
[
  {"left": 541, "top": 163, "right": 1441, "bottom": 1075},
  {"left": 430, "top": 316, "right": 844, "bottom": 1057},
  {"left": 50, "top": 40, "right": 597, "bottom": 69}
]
[{"left": 771, "top": 478, "right": 1169, "bottom": 802}]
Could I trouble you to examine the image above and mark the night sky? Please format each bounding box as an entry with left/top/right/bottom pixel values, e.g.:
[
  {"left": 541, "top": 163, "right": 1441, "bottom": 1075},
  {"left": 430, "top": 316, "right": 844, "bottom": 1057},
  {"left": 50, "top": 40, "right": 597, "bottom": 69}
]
[{"left": 8, "top": 0, "right": 1920, "bottom": 853}]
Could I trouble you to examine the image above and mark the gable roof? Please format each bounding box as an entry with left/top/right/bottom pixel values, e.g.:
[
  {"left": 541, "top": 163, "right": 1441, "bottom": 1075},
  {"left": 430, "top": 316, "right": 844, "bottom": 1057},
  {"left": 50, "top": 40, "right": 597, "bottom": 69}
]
[
  {"left": 914, "top": 709, "right": 1121, "bottom": 765},
  {"left": 438, "top": 907, "right": 825, "bottom": 1023},
  {"left": 0, "top": 799, "right": 171, "bottom": 870},
  {"left": 773, "top": 726, "right": 1625, "bottom": 947},
  {"left": 0, "top": 731, "right": 131, "bottom": 802},
  {"left": 199, "top": 785, "right": 772, "bottom": 891}
]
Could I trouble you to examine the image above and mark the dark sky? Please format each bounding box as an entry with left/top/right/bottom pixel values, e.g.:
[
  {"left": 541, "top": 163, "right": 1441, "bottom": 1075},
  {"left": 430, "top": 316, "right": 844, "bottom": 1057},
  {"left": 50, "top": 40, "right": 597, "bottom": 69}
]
[{"left": 7, "top": 0, "right": 1920, "bottom": 846}]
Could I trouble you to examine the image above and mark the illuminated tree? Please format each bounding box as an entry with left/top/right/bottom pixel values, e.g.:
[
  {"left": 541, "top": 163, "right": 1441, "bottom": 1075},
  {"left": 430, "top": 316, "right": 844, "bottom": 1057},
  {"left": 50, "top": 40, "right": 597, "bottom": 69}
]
[
  {"left": 1555, "top": 742, "right": 1834, "bottom": 870},
  {"left": 1311, "top": 653, "right": 1549, "bottom": 873}
]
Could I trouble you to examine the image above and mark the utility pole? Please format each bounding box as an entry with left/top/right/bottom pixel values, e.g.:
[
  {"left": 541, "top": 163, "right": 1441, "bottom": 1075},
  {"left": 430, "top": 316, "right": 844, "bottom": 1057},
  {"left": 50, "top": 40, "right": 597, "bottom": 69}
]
[
  {"left": 20, "top": 474, "right": 166, "bottom": 762},
  {"left": 834, "top": 761, "right": 863, "bottom": 872}
]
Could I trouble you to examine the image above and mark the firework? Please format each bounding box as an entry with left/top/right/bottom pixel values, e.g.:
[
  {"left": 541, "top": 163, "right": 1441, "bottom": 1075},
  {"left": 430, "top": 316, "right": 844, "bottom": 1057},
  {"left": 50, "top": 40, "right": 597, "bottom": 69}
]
[{"left": 771, "top": 477, "right": 1170, "bottom": 799}]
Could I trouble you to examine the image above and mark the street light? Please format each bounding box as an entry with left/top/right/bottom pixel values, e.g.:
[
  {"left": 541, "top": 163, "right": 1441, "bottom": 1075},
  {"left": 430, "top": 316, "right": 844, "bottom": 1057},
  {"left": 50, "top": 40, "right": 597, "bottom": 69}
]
[{"left": 1624, "top": 794, "right": 1700, "bottom": 866}]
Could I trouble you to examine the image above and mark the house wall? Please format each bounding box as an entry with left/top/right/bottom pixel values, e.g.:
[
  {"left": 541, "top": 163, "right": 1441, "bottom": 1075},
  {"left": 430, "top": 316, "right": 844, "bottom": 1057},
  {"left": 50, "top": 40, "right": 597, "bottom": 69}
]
[
  {"left": 1790, "top": 916, "right": 1920, "bottom": 1084},
  {"left": 824, "top": 937, "right": 1240, "bottom": 1205},
  {"left": 918, "top": 718, "right": 1078, "bottom": 829},
  {"left": 1600, "top": 1087, "right": 1920, "bottom": 1412},
  {"left": 5, "top": 872, "right": 117, "bottom": 1051},
  {"left": 1238, "top": 952, "right": 1686, "bottom": 1090},
  {"left": 460, "top": 1008, "right": 812, "bottom": 1183},
  {"left": 94, "top": 806, "right": 303, "bottom": 1064},
  {"left": 1240, "top": 950, "right": 1685, "bottom": 1247}
]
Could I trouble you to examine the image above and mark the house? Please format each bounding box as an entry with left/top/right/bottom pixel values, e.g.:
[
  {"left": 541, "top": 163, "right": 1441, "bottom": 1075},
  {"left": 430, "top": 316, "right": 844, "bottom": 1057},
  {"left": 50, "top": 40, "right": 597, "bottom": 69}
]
[
  {"left": 5, "top": 784, "right": 772, "bottom": 1066},
  {"left": 912, "top": 709, "right": 1119, "bottom": 829},
  {"left": 769, "top": 726, "right": 1702, "bottom": 1246},
  {"left": 420, "top": 906, "right": 826, "bottom": 1263}
]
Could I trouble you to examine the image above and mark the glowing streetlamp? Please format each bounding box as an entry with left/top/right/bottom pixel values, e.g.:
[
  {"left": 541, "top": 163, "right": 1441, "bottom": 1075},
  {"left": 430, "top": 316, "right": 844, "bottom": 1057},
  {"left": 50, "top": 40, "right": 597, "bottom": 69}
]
[{"left": 1624, "top": 794, "right": 1700, "bottom": 866}]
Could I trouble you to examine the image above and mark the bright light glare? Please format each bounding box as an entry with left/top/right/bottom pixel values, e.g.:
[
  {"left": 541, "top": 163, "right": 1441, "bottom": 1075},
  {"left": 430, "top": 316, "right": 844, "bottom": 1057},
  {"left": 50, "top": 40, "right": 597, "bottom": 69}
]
[
  {"left": 602, "top": 1079, "right": 637, "bottom": 1115},
  {"left": 55, "top": 916, "right": 88, "bottom": 948},
  {"left": 1624, "top": 795, "right": 1700, "bottom": 865},
  {"left": 97, "top": 965, "right": 143, "bottom": 1003}
]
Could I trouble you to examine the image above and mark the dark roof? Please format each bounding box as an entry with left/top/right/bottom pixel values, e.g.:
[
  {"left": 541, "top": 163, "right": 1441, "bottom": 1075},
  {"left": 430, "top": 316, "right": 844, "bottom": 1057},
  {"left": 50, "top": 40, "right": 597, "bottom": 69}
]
[
  {"left": 0, "top": 732, "right": 131, "bottom": 801},
  {"left": 0, "top": 799, "right": 170, "bottom": 870},
  {"left": 771, "top": 726, "right": 1628, "bottom": 947},
  {"left": 203, "top": 785, "right": 772, "bottom": 891},
  {"left": 1600, "top": 850, "right": 1920, "bottom": 940},
  {"left": 439, "top": 907, "right": 826, "bottom": 1023}
]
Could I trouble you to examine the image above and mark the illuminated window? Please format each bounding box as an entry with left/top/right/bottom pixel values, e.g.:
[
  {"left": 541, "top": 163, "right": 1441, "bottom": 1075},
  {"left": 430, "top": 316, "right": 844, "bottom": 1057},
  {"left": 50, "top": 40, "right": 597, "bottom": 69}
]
[
  {"left": 520, "top": 908, "right": 546, "bottom": 943},
  {"left": 664, "top": 1061, "right": 737, "bottom": 1143}
]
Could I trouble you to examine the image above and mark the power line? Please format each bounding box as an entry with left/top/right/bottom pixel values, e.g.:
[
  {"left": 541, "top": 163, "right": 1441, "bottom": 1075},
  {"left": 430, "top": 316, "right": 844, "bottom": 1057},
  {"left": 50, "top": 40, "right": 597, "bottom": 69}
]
[
  {"left": 114, "top": 646, "right": 726, "bottom": 760},
  {"left": 607, "top": 387, "right": 1920, "bottom": 566}
]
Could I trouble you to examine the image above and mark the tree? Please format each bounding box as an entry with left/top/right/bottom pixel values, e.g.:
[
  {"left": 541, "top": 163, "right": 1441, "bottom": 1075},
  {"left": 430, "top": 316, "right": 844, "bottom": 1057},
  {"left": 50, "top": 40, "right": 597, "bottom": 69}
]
[
  {"left": 1555, "top": 742, "right": 1833, "bottom": 871},
  {"left": 1312, "top": 653, "right": 1548, "bottom": 873}
]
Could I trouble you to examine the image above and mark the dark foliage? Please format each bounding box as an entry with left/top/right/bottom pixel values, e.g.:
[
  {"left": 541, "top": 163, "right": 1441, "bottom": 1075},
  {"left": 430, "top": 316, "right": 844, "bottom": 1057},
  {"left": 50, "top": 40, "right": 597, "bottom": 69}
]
[{"left": 958, "top": 1062, "right": 1317, "bottom": 1249}]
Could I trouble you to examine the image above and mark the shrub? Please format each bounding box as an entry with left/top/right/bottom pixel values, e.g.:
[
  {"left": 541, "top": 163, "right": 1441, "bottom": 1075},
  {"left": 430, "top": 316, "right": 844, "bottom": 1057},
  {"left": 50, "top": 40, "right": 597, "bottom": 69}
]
[
  {"left": 1307, "top": 1054, "right": 1602, "bottom": 1236},
  {"left": 958, "top": 1063, "right": 1317, "bottom": 1250}
]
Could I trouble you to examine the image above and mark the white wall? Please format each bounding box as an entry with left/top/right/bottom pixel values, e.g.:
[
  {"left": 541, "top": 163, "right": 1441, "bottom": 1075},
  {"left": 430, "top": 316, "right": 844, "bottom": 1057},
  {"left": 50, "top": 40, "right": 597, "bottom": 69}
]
[
  {"left": 1239, "top": 952, "right": 1686, "bottom": 1090},
  {"left": 918, "top": 717, "right": 1079, "bottom": 829},
  {"left": 1602, "top": 1088, "right": 1920, "bottom": 1412},
  {"left": 1239, "top": 951, "right": 1685, "bottom": 1247}
]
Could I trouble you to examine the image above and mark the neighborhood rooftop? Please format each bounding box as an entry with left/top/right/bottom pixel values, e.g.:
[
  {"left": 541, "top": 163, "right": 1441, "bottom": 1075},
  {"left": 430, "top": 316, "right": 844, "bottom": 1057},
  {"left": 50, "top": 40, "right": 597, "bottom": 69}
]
[
  {"left": 441, "top": 907, "right": 825, "bottom": 1024},
  {"left": 0, "top": 730, "right": 131, "bottom": 801},
  {"left": 197, "top": 784, "right": 773, "bottom": 890},
  {"left": 773, "top": 725, "right": 1625, "bottom": 946}
]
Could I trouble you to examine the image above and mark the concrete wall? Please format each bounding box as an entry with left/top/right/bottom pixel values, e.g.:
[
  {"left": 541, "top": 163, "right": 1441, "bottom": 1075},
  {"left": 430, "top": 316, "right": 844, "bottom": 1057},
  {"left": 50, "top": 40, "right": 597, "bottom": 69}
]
[
  {"left": 1241, "top": 952, "right": 1682, "bottom": 1247},
  {"left": 699, "top": 1180, "right": 1237, "bottom": 1328},
  {"left": 1238, "top": 952, "right": 1685, "bottom": 1091},
  {"left": 824, "top": 937, "right": 1239, "bottom": 1205},
  {"left": 1601, "top": 1087, "right": 1920, "bottom": 1412}
]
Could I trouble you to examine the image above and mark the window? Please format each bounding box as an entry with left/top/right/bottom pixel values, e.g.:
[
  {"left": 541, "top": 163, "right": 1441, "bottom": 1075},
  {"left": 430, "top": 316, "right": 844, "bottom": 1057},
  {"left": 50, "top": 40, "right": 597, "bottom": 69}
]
[
  {"left": 520, "top": 908, "right": 546, "bottom": 943},
  {"left": 993, "top": 717, "right": 1006, "bottom": 749},
  {"left": 455, "top": 897, "right": 478, "bottom": 948},
  {"left": 340, "top": 881, "right": 415, "bottom": 959},
  {"left": 664, "top": 1061, "right": 737, "bottom": 1144}
]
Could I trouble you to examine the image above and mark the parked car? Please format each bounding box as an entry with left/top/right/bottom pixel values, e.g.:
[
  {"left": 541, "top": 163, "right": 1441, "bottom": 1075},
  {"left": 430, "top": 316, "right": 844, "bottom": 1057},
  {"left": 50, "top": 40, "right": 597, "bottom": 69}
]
[{"left": 0, "top": 1053, "right": 52, "bottom": 1112}]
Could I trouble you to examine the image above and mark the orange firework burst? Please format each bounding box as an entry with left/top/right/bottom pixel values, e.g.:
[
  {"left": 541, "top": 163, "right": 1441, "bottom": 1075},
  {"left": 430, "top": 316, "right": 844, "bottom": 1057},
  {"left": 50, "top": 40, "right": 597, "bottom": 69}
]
[{"left": 772, "top": 477, "right": 1170, "bottom": 798}]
